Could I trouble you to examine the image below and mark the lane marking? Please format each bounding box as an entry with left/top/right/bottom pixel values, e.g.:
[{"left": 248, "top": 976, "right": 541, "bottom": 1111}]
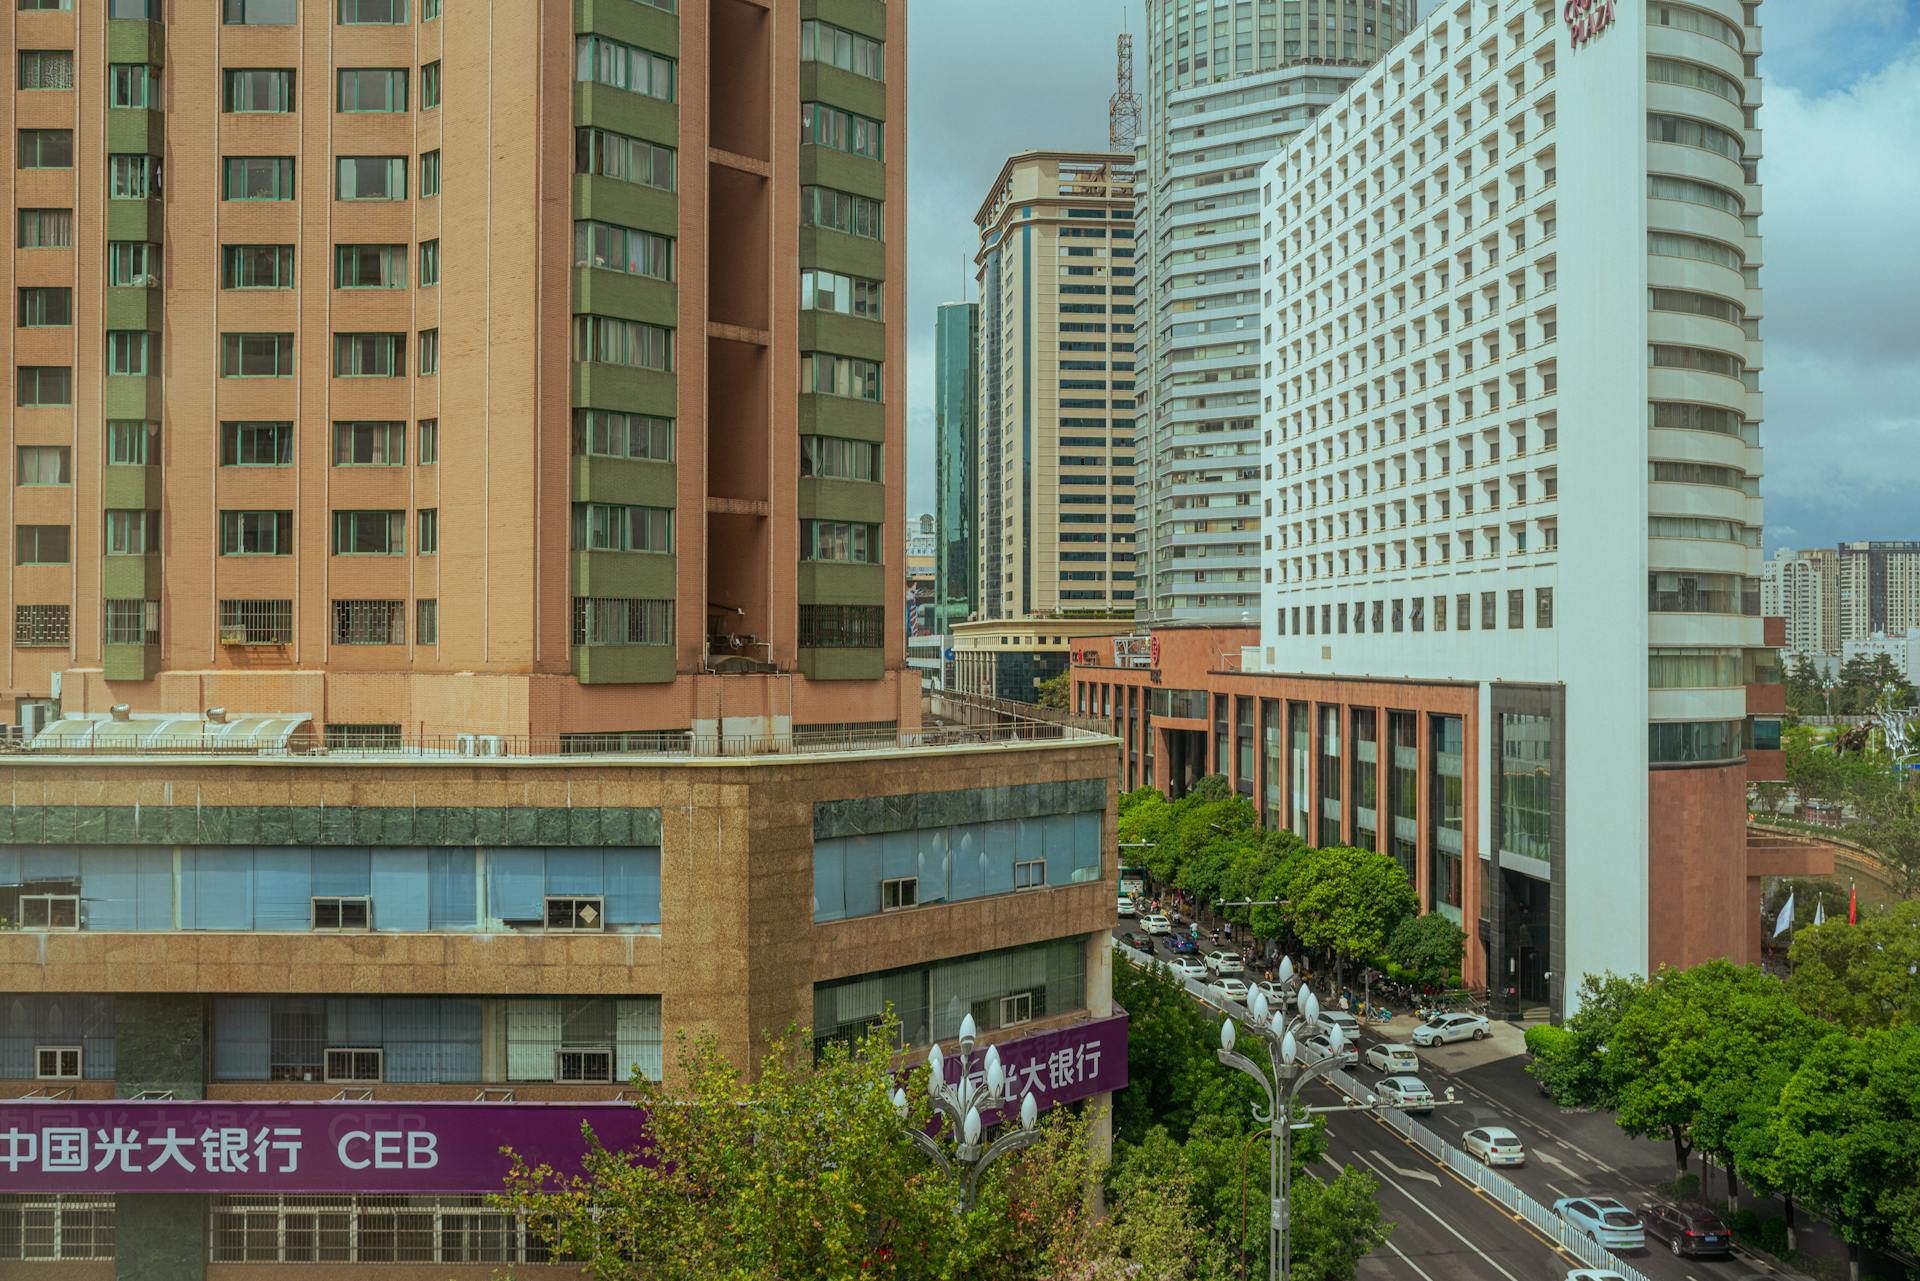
[
  {"left": 1545, "top": 1180, "right": 1572, "bottom": 1198},
  {"left": 1383, "top": 1236, "right": 1442, "bottom": 1281},
  {"left": 1352, "top": 1149, "right": 1532, "bottom": 1281},
  {"left": 1370, "top": 1149, "right": 1441, "bottom": 1187}
]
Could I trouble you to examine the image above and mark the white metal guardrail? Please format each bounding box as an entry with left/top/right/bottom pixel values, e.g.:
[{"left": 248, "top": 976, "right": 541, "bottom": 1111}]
[{"left": 1112, "top": 941, "right": 1656, "bottom": 1281}]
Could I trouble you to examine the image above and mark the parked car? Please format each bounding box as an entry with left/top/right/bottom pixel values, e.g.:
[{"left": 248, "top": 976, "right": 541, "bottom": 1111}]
[
  {"left": 1363, "top": 1043, "right": 1419, "bottom": 1074},
  {"left": 1410, "top": 1012, "right": 1491, "bottom": 1046},
  {"left": 1461, "top": 1126, "right": 1526, "bottom": 1167},
  {"left": 1168, "top": 956, "right": 1209, "bottom": 980},
  {"left": 1117, "top": 894, "right": 1136, "bottom": 918},
  {"left": 1204, "top": 950, "right": 1245, "bottom": 976},
  {"left": 1303, "top": 1032, "right": 1359, "bottom": 1067},
  {"left": 1552, "top": 1197, "right": 1644, "bottom": 1250},
  {"left": 1165, "top": 934, "right": 1199, "bottom": 956},
  {"left": 1118, "top": 931, "right": 1155, "bottom": 953},
  {"left": 1639, "top": 1201, "right": 1731, "bottom": 1258},
  {"left": 1375, "top": 1075, "right": 1436, "bottom": 1114},
  {"left": 1213, "top": 977, "right": 1250, "bottom": 1003},
  {"left": 1141, "top": 913, "right": 1173, "bottom": 935}
]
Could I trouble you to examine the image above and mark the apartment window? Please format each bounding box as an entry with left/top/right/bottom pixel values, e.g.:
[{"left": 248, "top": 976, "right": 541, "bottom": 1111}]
[
  {"left": 800, "top": 19, "right": 884, "bottom": 80},
  {"left": 420, "top": 60, "right": 439, "bottom": 109},
  {"left": 15, "top": 525, "right": 69, "bottom": 565},
  {"left": 417, "top": 329, "right": 438, "bottom": 375},
  {"left": 1481, "top": 591, "right": 1497, "bottom": 631},
  {"left": 18, "top": 209, "right": 72, "bottom": 248},
  {"left": 416, "top": 420, "right": 438, "bottom": 464},
  {"left": 415, "top": 599, "right": 437, "bottom": 644},
  {"left": 19, "top": 51, "right": 73, "bottom": 90},
  {"left": 17, "top": 287, "right": 71, "bottom": 327},
  {"left": 574, "top": 35, "right": 675, "bottom": 101},
  {"left": 572, "top": 221, "right": 673, "bottom": 280},
  {"left": 417, "top": 509, "right": 437, "bottom": 555},
  {"left": 338, "top": 0, "right": 406, "bottom": 22},
  {"left": 337, "top": 156, "right": 407, "bottom": 200},
  {"left": 332, "top": 599, "right": 406, "bottom": 645},
  {"left": 418, "top": 239, "right": 438, "bottom": 285},
  {"left": 103, "top": 599, "right": 159, "bottom": 645},
  {"left": 221, "top": 421, "right": 293, "bottom": 467},
  {"left": 331, "top": 510, "right": 405, "bottom": 555},
  {"left": 881, "top": 877, "right": 918, "bottom": 911},
  {"left": 219, "top": 599, "right": 294, "bottom": 643},
  {"left": 222, "top": 333, "right": 295, "bottom": 377},
  {"left": 569, "top": 597, "right": 673, "bottom": 646},
  {"left": 106, "top": 331, "right": 159, "bottom": 376},
  {"left": 801, "top": 352, "right": 881, "bottom": 401},
  {"left": 14, "top": 604, "right": 70, "bottom": 647},
  {"left": 800, "top": 102, "right": 882, "bottom": 160},
  {"left": 799, "top": 604, "right": 883, "bottom": 648},
  {"left": 224, "top": 68, "right": 295, "bottom": 112},
  {"left": 104, "top": 509, "right": 160, "bottom": 556},
  {"left": 223, "top": 156, "right": 295, "bottom": 200},
  {"left": 572, "top": 315, "right": 671, "bottom": 371},
  {"left": 800, "top": 519, "right": 879, "bottom": 563},
  {"left": 332, "top": 421, "right": 405, "bottom": 466},
  {"left": 221, "top": 245, "right": 296, "bottom": 290},
  {"left": 800, "top": 268, "right": 882, "bottom": 319},
  {"left": 224, "top": 0, "right": 296, "bottom": 21},
  {"left": 1013, "top": 859, "right": 1046, "bottom": 891},
  {"left": 1534, "top": 586, "right": 1555, "bottom": 629},
  {"left": 16, "top": 367, "right": 72, "bottom": 406},
  {"left": 419, "top": 149, "right": 440, "bottom": 196},
  {"left": 571, "top": 409, "right": 672, "bottom": 461},
  {"left": 108, "top": 0, "right": 156, "bottom": 13},
  {"left": 108, "top": 154, "right": 162, "bottom": 199},
  {"left": 219, "top": 510, "right": 294, "bottom": 556},
  {"left": 107, "top": 420, "right": 157, "bottom": 465},
  {"left": 333, "top": 333, "right": 406, "bottom": 377},
  {"left": 107, "top": 241, "right": 160, "bottom": 287},
  {"left": 571, "top": 503, "right": 671, "bottom": 553},
  {"left": 108, "top": 63, "right": 159, "bottom": 107},
  {"left": 573, "top": 127, "right": 675, "bottom": 191},
  {"left": 19, "top": 0, "right": 75, "bottom": 9},
  {"left": 17, "top": 446, "right": 70, "bottom": 486},
  {"left": 802, "top": 186, "right": 883, "bottom": 239},
  {"left": 337, "top": 68, "right": 407, "bottom": 112},
  {"left": 798, "top": 436, "right": 879, "bottom": 482},
  {"left": 18, "top": 130, "right": 73, "bottom": 168}
]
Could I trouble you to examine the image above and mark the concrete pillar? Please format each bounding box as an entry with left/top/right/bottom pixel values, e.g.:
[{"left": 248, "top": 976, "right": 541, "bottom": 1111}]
[{"left": 115, "top": 1195, "right": 207, "bottom": 1281}]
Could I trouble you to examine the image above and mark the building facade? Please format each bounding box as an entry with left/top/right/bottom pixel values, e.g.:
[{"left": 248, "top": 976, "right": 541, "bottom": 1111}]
[
  {"left": 1132, "top": 0, "right": 1417, "bottom": 623},
  {"left": 932, "top": 300, "right": 978, "bottom": 634},
  {"left": 1762, "top": 546, "right": 1839, "bottom": 656},
  {"left": 906, "top": 511, "right": 934, "bottom": 636},
  {"left": 1839, "top": 541, "right": 1920, "bottom": 646},
  {"left": 973, "top": 151, "right": 1137, "bottom": 622},
  {"left": 2, "top": 0, "right": 912, "bottom": 746},
  {"left": 950, "top": 617, "right": 1128, "bottom": 707}
]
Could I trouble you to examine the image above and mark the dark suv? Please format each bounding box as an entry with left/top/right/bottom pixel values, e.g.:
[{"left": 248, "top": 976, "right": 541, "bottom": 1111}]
[{"left": 1640, "top": 1201, "right": 1732, "bottom": 1258}]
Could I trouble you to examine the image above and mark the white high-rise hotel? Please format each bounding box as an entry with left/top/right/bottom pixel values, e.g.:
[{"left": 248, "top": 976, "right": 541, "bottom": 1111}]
[{"left": 1256, "top": 0, "right": 1772, "bottom": 988}]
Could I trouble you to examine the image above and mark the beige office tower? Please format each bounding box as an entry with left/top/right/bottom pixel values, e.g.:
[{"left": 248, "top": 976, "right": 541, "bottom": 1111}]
[
  {"left": 2, "top": 0, "right": 911, "bottom": 746},
  {"left": 973, "top": 150, "right": 1136, "bottom": 622}
]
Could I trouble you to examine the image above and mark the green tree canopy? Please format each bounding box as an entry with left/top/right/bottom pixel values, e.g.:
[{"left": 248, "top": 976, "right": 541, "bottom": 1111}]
[
  {"left": 1385, "top": 912, "right": 1466, "bottom": 987},
  {"left": 1273, "top": 845, "right": 1417, "bottom": 979},
  {"left": 1035, "top": 671, "right": 1073, "bottom": 711},
  {"left": 1787, "top": 899, "right": 1920, "bottom": 1029}
]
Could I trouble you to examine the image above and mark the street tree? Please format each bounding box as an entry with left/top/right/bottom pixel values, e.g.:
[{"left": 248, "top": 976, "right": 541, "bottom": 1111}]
[
  {"left": 1787, "top": 899, "right": 1920, "bottom": 1030},
  {"left": 1384, "top": 912, "right": 1466, "bottom": 988},
  {"left": 1524, "top": 971, "right": 1644, "bottom": 1108},
  {"left": 1110, "top": 956, "right": 1259, "bottom": 1146},
  {"left": 1270, "top": 844, "right": 1417, "bottom": 984}
]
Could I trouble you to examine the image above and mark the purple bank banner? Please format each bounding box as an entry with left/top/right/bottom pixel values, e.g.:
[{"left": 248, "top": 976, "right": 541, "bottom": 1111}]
[{"left": 1, "top": 1013, "right": 1127, "bottom": 1194}]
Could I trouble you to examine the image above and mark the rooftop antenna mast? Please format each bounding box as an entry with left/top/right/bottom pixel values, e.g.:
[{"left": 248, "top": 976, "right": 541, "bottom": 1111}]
[{"left": 1109, "top": 28, "right": 1142, "bottom": 151}]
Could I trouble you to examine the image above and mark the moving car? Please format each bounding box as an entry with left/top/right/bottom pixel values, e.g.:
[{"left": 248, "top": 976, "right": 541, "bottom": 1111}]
[
  {"left": 1141, "top": 914, "right": 1173, "bottom": 935},
  {"left": 1303, "top": 1032, "right": 1359, "bottom": 1067},
  {"left": 1410, "top": 1012, "right": 1491, "bottom": 1046},
  {"left": 1213, "top": 977, "right": 1250, "bottom": 1003},
  {"left": 1640, "top": 1201, "right": 1731, "bottom": 1258},
  {"left": 1118, "top": 931, "right": 1155, "bottom": 953},
  {"left": 1565, "top": 1272, "right": 1628, "bottom": 1281},
  {"left": 1204, "top": 950, "right": 1245, "bottom": 976},
  {"left": 1552, "top": 1197, "right": 1645, "bottom": 1250},
  {"left": 1168, "top": 956, "right": 1208, "bottom": 980},
  {"left": 1461, "top": 1126, "right": 1526, "bottom": 1166},
  {"left": 1319, "top": 1010, "right": 1363, "bottom": 1040},
  {"left": 1362, "top": 1043, "right": 1419, "bottom": 1074},
  {"left": 1253, "top": 979, "right": 1296, "bottom": 1006},
  {"left": 1165, "top": 934, "right": 1199, "bottom": 956},
  {"left": 1375, "top": 1075, "right": 1435, "bottom": 1114},
  {"left": 1117, "top": 894, "right": 1136, "bottom": 918}
]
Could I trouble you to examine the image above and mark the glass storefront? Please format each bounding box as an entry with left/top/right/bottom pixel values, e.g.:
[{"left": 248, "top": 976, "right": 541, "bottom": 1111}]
[
  {"left": 1388, "top": 711, "right": 1419, "bottom": 881},
  {"left": 1317, "top": 704, "right": 1342, "bottom": 848},
  {"left": 1351, "top": 708, "right": 1378, "bottom": 852},
  {"left": 1430, "top": 714, "right": 1464, "bottom": 923}
]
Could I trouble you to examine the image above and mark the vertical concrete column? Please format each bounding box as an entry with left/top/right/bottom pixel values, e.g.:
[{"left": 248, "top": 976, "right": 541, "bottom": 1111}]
[
  {"left": 113, "top": 995, "right": 208, "bottom": 1281},
  {"left": 115, "top": 1194, "right": 207, "bottom": 1281}
]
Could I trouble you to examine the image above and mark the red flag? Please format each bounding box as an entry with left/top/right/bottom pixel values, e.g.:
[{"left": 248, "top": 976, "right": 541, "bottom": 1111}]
[{"left": 1849, "top": 881, "right": 1858, "bottom": 925}]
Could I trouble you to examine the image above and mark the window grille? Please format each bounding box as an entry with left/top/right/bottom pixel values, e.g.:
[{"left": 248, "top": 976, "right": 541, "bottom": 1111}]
[
  {"left": 331, "top": 599, "right": 405, "bottom": 645},
  {"left": 0, "top": 1196, "right": 115, "bottom": 1260},
  {"left": 219, "top": 599, "right": 292, "bottom": 644},
  {"left": 324, "top": 724, "right": 401, "bottom": 751},
  {"left": 102, "top": 600, "right": 158, "bottom": 646},
  {"left": 569, "top": 597, "right": 672, "bottom": 646},
  {"left": 13, "top": 604, "right": 69, "bottom": 647},
  {"left": 209, "top": 1195, "right": 574, "bottom": 1265}
]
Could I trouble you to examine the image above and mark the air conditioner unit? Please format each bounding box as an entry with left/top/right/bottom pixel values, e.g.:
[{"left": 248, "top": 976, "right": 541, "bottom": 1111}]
[
  {"left": 477, "top": 735, "right": 504, "bottom": 757},
  {"left": 553, "top": 1048, "right": 614, "bottom": 1083},
  {"left": 18, "top": 702, "right": 51, "bottom": 741},
  {"left": 324, "top": 1048, "right": 384, "bottom": 1083},
  {"left": 455, "top": 734, "right": 477, "bottom": 755},
  {"left": 35, "top": 1046, "right": 82, "bottom": 1080}
]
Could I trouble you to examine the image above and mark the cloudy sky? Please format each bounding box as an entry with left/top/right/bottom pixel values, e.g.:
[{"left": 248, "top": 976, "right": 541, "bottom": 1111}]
[{"left": 900, "top": 0, "right": 1920, "bottom": 555}]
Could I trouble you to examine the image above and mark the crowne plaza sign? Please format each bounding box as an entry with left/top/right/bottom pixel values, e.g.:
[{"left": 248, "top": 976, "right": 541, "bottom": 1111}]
[{"left": 1566, "top": 0, "right": 1617, "bottom": 49}]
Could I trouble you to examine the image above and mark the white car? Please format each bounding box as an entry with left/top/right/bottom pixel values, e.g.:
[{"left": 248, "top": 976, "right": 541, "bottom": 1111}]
[
  {"left": 1376, "top": 1075, "right": 1436, "bottom": 1114},
  {"left": 1204, "top": 950, "right": 1245, "bottom": 976},
  {"left": 1566, "top": 1273, "right": 1628, "bottom": 1281},
  {"left": 1410, "top": 1012, "right": 1490, "bottom": 1046},
  {"left": 1363, "top": 1043, "right": 1418, "bottom": 1074},
  {"left": 1254, "top": 979, "right": 1296, "bottom": 1006},
  {"left": 1213, "top": 977, "right": 1250, "bottom": 1003},
  {"left": 1304, "top": 1032, "right": 1359, "bottom": 1067},
  {"left": 1318, "top": 1010, "right": 1362, "bottom": 1040},
  {"left": 1141, "top": 914, "right": 1173, "bottom": 935},
  {"left": 1463, "top": 1126, "right": 1526, "bottom": 1166},
  {"left": 1168, "top": 955, "right": 1208, "bottom": 980},
  {"left": 1117, "top": 894, "right": 1136, "bottom": 918}
]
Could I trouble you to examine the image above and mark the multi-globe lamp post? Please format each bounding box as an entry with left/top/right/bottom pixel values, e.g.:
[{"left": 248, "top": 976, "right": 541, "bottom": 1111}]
[{"left": 891, "top": 1012, "right": 1042, "bottom": 1211}]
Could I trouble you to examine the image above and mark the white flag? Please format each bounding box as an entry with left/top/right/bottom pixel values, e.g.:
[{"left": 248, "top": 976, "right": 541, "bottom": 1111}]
[
  {"left": 1813, "top": 897, "right": 1826, "bottom": 927},
  {"left": 1773, "top": 891, "right": 1795, "bottom": 938}
]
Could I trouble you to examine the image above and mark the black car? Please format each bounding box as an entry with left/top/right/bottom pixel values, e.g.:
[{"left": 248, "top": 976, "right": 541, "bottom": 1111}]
[
  {"left": 1119, "top": 931, "right": 1155, "bottom": 952},
  {"left": 1640, "top": 1201, "right": 1732, "bottom": 1258}
]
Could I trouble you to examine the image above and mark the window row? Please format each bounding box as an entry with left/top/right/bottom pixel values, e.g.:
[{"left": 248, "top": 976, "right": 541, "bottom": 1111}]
[
  {"left": 1275, "top": 586, "right": 1556, "bottom": 636},
  {"left": 812, "top": 812, "right": 1101, "bottom": 923},
  {"left": 217, "top": 419, "right": 438, "bottom": 466},
  {"left": 813, "top": 938, "right": 1085, "bottom": 1052},
  {"left": 800, "top": 19, "right": 884, "bottom": 81}
]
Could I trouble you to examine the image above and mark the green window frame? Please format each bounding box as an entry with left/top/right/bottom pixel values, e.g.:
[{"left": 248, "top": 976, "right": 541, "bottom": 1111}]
[
  {"left": 572, "top": 315, "right": 672, "bottom": 371},
  {"left": 331, "top": 509, "right": 405, "bottom": 556},
  {"left": 416, "top": 599, "right": 437, "bottom": 644},
  {"left": 417, "top": 508, "right": 437, "bottom": 555},
  {"left": 108, "top": 0, "right": 157, "bottom": 14},
  {"left": 16, "top": 445, "right": 70, "bottom": 486},
  {"left": 17, "top": 366, "right": 72, "bottom": 406},
  {"left": 572, "top": 221, "right": 673, "bottom": 281},
  {"left": 800, "top": 19, "right": 884, "bottom": 80},
  {"left": 797, "top": 603, "right": 883, "bottom": 649},
  {"left": 337, "top": 68, "right": 407, "bottom": 112},
  {"left": 331, "top": 421, "right": 405, "bottom": 466},
  {"left": 104, "top": 509, "right": 161, "bottom": 556},
  {"left": 20, "top": 1, "right": 73, "bottom": 13},
  {"left": 418, "top": 329, "right": 438, "bottom": 376},
  {"left": 106, "top": 330, "right": 159, "bottom": 377},
  {"left": 223, "top": 69, "right": 296, "bottom": 113},
  {"left": 224, "top": 0, "right": 297, "bottom": 23},
  {"left": 799, "top": 436, "right": 880, "bottom": 482},
  {"left": 18, "top": 209, "right": 73, "bottom": 248},
  {"left": 17, "top": 287, "right": 72, "bottom": 328},
  {"left": 219, "top": 510, "right": 294, "bottom": 556},
  {"left": 801, "top": 186, "right": 882, "bottom": 240},
  {"left": 420, "top": 60, "right": 440, "bottom": 109},
  {"left": 221, "top": 245, "right": 296, "bottom": 290},
  {"left": 573, "top": 127, "right": 675, "bottom": 191},
  {"left": 571, "top": 409, "right": 673, "bottom": 462},
  {"left": 107, "top": 241, "right": 161, "bottom": 287},
  {"left": 416, "top": 419, "right": 438, "bottom": 464},
  {"left": 15, "top": 525, "right": 71, "bottom": 565},
  {"left": 221, "top": 333, "right": 295, "bottom": 377},
  {"left": 337, "top": 156, "right": 406, "bottom": 200},
  {"left": 800, "top": 103, "right": 882, "bottom": 160},
  {"left": 108, "top": 154, "right": 162, "bottom": 200},
  {"left": 333, "top": 333, "right": 406, "bottom": 377},
  {"left": 800, "top": 519, "right": 880, "bottom": 564},
  {"left": 570, "top": 502, "right": 672, "bottom": 554},
  {"left": 337, "top": 0, "right": 406, "bottom": 23},
  {"left": 800, "top": 268, "right": 882, "bottom": 319},
  {"left": 19, "top": 51, "right": 74, "bottom": 90},
  {"left": 421, "top": 0, "right": 439, "bottom": 18},
  {"left": 801, "top": 351, "right": 882, "bottom": 401},
  {"left": 221, "top": 421, "right": 294, "bottom": 466},
  {"left": 223, "top": 156, "right": 295, "bottom": 200},
  {"left": 419, "top": 150, "right": 440, "bottom": 196},
  {"left": 108, "top": 64, "right": 160, "bottom": 108},
  {"left": 574, "top": 35, "right": 675, "bottom": 101},
  {"left": 18, "top": 130, "right": 74, "bottom": 169},
  {"left": 418, "top": 239, "right": 439, "bottom": 285},
  {"left": 334, "top": 244, "right": 408, "bottom": 289},
  {"left": 103, "top": 599, "right": 160, "bottom": 646},
  {"left": 108, "top": 421, "right": 158, "bottom": 465}
]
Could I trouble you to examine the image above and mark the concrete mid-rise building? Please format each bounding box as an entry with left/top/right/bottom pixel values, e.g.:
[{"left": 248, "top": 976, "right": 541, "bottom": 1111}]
[
  {"left": 1762, "top": 545, "right": 1840, "bottom": 656},
  {"left": 2, "top": 0, "right": 911, "bottom": 746},
  {"left": 1132, "top": 0, "right": 1417, "bottom": 624},
  {"left": 973, "top": 151, "right": 1137, "bottom": 622},
  {"left": 933, "top": 300, "right": 979, "bottom": 634},
  {"left": 1839, "top": 541, "right": 1920, "bottom": 646}
]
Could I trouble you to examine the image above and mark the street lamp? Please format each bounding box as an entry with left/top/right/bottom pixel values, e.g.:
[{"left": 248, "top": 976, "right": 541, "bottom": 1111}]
[{"left": 890, "top": 1012, "right": 1042, "bottom": 1211}]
